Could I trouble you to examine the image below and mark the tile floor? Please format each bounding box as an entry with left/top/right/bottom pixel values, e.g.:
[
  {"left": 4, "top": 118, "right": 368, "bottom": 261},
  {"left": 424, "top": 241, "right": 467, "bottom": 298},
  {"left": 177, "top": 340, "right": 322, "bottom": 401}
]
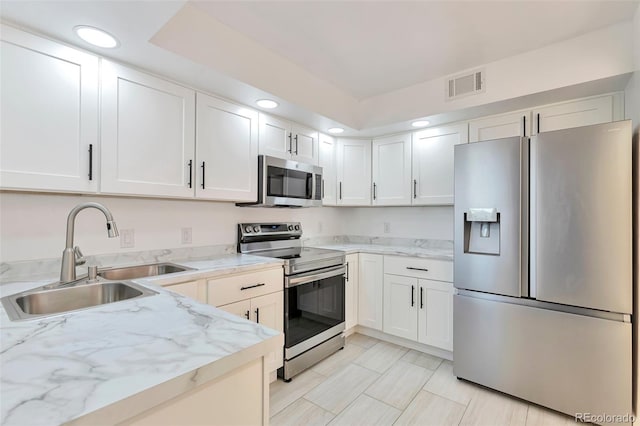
[{"left": 270, "top": 333, "right": 578, "bottom": 426}]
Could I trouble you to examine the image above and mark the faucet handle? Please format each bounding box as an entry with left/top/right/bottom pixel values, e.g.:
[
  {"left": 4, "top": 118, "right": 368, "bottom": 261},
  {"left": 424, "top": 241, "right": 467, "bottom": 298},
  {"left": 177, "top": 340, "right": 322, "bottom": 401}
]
[{"left": 74, "top": 246, "right": 86, "bottom": 266}]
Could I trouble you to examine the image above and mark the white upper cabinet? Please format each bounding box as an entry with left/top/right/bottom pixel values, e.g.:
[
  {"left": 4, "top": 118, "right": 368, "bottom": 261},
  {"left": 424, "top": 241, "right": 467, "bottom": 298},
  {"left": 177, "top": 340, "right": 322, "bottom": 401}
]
[
  {"left": 258, "top": 114, "right": 318, "bottom": 164},
  {"left": 372, "top": 133, "right": 412, "bottom": 206},
  {"left": 101, "top": 61, "right": 196, "bottom": 198},
  {"left": 469, "top": 111, "right": 531, "bottom": 142},
  {"left": 336, "top": 139, "right": 372, "bottom": 206},
  {"left": 0, "top": 25, "right": 98, "bottom": 193},
  {"left": 318, "top": 133, "right": 337, "bottom": 206},
  {"left": 196, "top": 93, "right": 258, "bottom": 201},
  {"left": 532, "top": 94, "right": 620, "bottom": 134},
  {"left": 411, "top": 123, "right": 468, "bottom": 205}
]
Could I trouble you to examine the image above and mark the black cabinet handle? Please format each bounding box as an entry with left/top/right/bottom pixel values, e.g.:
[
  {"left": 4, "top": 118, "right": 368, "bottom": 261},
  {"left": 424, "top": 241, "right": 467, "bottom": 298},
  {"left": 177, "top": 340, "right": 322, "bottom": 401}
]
[
  {"left": 406, "top": 266, "right": 429, "bottom": 272},
  {"left": 339, "top": 182, "right": 342, "bottom": 200},
  {"left": 245, "top": 310, "right": 250, "bottom": 320},
  {"left": 288, "top": 133, "right": 293, "bottom": 153},
  {"left": 413, "top": 179, "right": 417, "bottom": 199},
  {"left": 420, "top": 287, "right": 424, "bottom": 309},
  {"left": 373, "top": 183, "right": 377, "bottom": 200},
  {"left": 322, "top": 179, "right": 325, "bottom": 199},
  {"left": 411, "top": 285, "right": 415, "bottom": 307},
  {"left": 294, "top": 134, "right": 299, "bottom": 155},
  {"left": 88, "top": 144, "right": 93, "bottom": 181},
  {"left": 255, "top": 308, "right": 260, "bottom": 323},
  {"left": 201, "top": 162, "right": 205, "bottom": 189},
  {"left": 188, "top": 160, "right": 193, "bottom": 188},
  {"left": 536, "top": 113, "right": 540, "bottom": 134},
  {"left": 346, "top": 262, "right": 350, "bottom": 281},
  {"left": 240, "top": 283, "right": 265, "bottom": 291},
  {"left": 522, "top": 115, "right": 526, "bottom": 137}
]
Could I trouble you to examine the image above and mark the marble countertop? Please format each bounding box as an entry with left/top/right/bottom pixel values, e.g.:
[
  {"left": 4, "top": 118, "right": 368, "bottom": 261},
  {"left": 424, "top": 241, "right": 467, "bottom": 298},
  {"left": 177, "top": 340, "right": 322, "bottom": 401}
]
[
  {"left": 0, "top": 254, "right": 285, "bottom": 426},
  {"left": 310, "top": 243, "right": 453, "bottom": 261}
]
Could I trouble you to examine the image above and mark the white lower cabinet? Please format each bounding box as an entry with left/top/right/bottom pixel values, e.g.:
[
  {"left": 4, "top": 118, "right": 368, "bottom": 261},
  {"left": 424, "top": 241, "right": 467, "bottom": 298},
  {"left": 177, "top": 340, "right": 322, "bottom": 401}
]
[
  {"left": 164, "top": 280, "right": 207, "bottom": 303},
  {"left": 417, "top": 279, "right": 454, "bottom": 351},
  {"left": 345, "top": 254, "right": 359, "bottom": 330},
  {"left": 379, "top": 256, "right": 454, "bottom": 352},
  {"left": 383, "top": 274, "right": 418, "bottom": 340},
  {"left": 357, "top": 253, "right": 383, "bottom": 330},
  {"left": 208, "top": 268, "right": 284, "bottom": 373}
]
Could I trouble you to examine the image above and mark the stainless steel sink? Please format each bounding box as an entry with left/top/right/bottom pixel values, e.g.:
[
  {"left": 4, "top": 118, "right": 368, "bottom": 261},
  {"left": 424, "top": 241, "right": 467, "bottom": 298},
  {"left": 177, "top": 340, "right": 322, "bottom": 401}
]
[
  {"left": 98, "top": 262, "right": 193, "bottom": 280},
  {"left": 1, "top": 280, "right": 157, "bottom": 321}
]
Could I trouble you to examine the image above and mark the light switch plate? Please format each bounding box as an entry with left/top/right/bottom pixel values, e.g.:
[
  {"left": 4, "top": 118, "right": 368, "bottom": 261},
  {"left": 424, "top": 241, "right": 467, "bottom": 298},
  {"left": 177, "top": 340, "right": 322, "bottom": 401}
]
[
  {"left": 181, "top": 227, "right": 192, "bottom": 245},
  {"left": 120, "top": 229, "right": 135, "bottom": 248}
]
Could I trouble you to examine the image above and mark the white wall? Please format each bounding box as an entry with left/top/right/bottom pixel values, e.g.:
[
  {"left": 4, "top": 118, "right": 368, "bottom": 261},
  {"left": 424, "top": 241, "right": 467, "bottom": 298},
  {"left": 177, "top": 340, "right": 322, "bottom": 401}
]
[
  {"left": 340, "top": 206, "right": 454, "bottom": 241},
  {"left": 0, "top": 192, "right": 343, "bottom": 262}
]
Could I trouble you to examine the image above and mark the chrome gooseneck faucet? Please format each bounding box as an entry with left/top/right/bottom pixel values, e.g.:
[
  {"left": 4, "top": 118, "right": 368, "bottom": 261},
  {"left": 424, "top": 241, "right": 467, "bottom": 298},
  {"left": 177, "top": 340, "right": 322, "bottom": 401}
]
[{"left": 60, "top": 202, "right": 119, "bottom": 283}]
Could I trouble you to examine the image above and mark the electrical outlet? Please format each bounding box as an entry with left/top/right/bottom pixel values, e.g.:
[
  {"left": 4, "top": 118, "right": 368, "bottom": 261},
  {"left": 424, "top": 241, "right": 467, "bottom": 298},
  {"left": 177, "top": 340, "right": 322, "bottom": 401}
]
[
  {"left": 120, "top": 229, "right": 135, "bottom": 248},
  {"left": 181, "top": 227, "right": 192, "bottom": 244},
  {"left": 383, "top": 222, "right": 391, "bottom": 234}
]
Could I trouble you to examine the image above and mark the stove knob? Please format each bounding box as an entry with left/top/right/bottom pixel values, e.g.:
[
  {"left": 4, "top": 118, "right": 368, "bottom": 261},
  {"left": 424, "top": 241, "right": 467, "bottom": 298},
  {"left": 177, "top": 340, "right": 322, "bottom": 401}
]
[
  {"left": 288, "top": 225, "right": 294, "bottom": 231},
  {"left": 294, "top": 224, "right": 300, "bottom": 231},
  {"left": 253, "top": 226, "right": 260, "bottom": 233},
  {"left": 244, "top": 225, "right": 253, "bottom": 233}
]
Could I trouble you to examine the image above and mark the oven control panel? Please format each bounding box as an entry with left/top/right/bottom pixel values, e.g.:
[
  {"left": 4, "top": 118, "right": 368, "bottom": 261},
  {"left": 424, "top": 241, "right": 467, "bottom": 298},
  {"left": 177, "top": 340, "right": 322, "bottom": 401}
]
[{"left": 238, "top": 222, "right": 302, "bottom": 238}]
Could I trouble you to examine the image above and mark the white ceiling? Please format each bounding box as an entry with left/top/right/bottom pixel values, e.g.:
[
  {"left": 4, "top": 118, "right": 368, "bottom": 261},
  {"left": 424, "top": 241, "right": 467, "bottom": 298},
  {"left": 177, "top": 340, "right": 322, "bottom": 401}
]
[
  {"left": 0, "top": 1, "right": 637, "bottom": 136},
  {"left": 190, "top": 1, "right": 637, "bottom": 100}
]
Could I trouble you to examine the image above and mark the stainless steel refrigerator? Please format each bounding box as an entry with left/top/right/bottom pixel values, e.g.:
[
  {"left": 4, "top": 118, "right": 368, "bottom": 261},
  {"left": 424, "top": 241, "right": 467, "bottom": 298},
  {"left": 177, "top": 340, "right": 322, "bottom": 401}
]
[{"left": 453, "top": 120, "right": 633, "bottom": 422}]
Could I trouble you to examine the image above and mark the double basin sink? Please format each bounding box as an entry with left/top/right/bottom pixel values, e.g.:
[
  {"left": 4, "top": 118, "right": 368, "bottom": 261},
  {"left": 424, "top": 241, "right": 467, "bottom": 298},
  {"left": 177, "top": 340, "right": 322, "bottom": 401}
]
[{"left": 2, "top": 262, "right": 193, "bottom": 321}]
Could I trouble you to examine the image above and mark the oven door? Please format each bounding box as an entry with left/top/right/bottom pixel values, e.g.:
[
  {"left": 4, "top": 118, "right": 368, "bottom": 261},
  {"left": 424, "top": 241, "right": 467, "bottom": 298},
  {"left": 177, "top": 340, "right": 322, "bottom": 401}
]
[
  {"left": 284, "top": 264, "right": 346, "bottom": 359},
  {"left": 262, "top": 156, "right": 322, "bottom": 207}
]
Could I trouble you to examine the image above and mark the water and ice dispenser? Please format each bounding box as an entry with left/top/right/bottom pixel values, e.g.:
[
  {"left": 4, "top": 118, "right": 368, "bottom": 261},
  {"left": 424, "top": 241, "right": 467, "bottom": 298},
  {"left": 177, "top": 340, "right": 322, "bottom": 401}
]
[{"left": 464, "top": 208, "right": 500, "bottom": 255}]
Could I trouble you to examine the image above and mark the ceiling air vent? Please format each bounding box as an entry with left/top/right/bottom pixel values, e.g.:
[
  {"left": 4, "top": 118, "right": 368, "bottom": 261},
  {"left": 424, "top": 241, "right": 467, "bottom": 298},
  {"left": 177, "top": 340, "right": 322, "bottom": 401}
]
[{"left": 446, "top": 69, "right": 485, "bottom": 100}]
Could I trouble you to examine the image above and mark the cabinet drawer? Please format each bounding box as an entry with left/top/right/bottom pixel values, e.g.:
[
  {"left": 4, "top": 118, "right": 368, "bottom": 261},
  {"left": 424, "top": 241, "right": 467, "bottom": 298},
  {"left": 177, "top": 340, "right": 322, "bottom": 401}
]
[
  {"left": 208, "top": 268, "right": 283, "bottom": 306},
  {"left": 384, "top": 256, "right": 453, "bottom": 282}
]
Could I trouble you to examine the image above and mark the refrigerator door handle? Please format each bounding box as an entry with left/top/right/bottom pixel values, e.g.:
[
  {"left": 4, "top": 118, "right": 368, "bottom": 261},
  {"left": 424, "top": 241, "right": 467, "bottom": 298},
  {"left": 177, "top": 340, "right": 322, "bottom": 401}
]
[{"left": 528, "top": 137, "right": 536, "bottom": 298}]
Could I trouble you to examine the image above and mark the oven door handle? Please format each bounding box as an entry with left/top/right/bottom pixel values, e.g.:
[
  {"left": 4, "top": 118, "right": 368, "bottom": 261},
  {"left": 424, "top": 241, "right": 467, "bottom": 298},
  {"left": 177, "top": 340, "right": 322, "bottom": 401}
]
[{"left": 285, "top": 264, "right": 346, "bottom": 288}]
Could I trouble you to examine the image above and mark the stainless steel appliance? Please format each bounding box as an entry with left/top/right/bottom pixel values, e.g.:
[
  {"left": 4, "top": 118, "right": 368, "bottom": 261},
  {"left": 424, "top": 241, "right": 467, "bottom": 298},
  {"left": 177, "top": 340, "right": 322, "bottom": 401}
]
[
  {"left": 237, "top": 155, "right": 323, "bottom": 208},
  {"left": 453, "top": 121, "right": 633, "bottom": 422},
  {"left": 238, "top": 222, "right": 346, "bottom": 381}
]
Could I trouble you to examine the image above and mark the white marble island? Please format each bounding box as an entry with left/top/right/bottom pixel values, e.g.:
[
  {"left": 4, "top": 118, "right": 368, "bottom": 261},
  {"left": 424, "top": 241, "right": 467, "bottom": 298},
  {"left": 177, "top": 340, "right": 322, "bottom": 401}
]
[{"left": 0, "top": 258, "right": 284, "bottom": 426}]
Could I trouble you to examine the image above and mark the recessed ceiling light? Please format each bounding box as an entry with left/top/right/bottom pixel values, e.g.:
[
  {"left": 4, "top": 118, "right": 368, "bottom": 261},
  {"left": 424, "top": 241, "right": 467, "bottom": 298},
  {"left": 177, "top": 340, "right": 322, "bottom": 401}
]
[
  {"left": 256, "top": 99, "right": 278, "bottom": 109},
  {"left": 411, "top": 120, "right": 430, "bottom": 128},
  {"left": 74, "top": 26, "right": 119, "bottom": 48},
  {"left": 328, "top": 127, "right": 344, "bottom": 134}
]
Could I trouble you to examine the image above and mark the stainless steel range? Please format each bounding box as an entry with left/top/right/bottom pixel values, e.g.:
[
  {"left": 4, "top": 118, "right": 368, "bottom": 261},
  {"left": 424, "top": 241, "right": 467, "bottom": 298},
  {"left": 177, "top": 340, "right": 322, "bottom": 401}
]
[{"left": 238, "top": 222, "right": 346, "bottom": 381}]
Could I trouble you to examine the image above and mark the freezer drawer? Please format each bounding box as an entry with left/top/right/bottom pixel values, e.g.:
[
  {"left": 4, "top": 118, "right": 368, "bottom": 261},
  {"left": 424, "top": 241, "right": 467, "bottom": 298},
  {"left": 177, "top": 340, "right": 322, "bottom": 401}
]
[{"left": 453, "top": 295, "right": 632, "bottom": 423}]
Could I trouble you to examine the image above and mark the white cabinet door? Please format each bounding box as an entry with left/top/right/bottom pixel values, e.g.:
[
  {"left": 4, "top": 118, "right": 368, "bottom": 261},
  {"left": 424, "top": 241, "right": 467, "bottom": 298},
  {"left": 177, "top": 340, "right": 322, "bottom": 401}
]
[
  {"left": 258, "top": 113, "right": 292, "bottom": 159},
  {"left": 0, "top": 25, "right": 98, "bottom": 193},
  {"left": 318, "top": 133, "right": 337, "bottom": 206},
  {"left": 251, "top": 291, "right": 284, "bottom": 371},
  {"left": 218, "top": 299, "right": 252, "bottom": 320},
  {"left": 101, "top": 61, "right": 195, "bottom": 197},
  {"left": 345, "top": 254, "right": 359, "bottom": 330},
  {"left": 358, "top": 253, "right": 383, "bottom": 330},
  {"left": 533, "top": 94, "right": 615, "bottom": 134},
  {"left": 418, "top": 279, "right": 454, "bottom": 351},
  {"left": 469, "top": 111, "right": 531, "bottom": 142},
  {"left": 291, "top": 124, "right": 318, "bottom": 165},
  {"left": 337, "top": 139, "right": 372, "bottom": 206},
  {"left": 412, "top": 123, "right": 468, "bottom": 205},
  {"left": 383, "top": 274, "right": 418, "bottom": 340},
  {"left": 372, "top": 133, "right": 412, "bottom": 206},
  {"left": 165, "top": 280, "right": 206, "bottom": 302},
  {"left": 196, "top": 93, "right": 258, "bottom": 201}
]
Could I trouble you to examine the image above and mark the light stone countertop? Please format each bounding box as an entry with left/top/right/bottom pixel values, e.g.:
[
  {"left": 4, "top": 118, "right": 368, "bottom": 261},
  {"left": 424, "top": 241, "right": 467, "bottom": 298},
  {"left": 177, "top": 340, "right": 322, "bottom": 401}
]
[
  {"left": 310, "top": 243, "right": 454, "bottom": 261},
  {"left": 0, "top": 253, "right": 285, "bottom": 426}
]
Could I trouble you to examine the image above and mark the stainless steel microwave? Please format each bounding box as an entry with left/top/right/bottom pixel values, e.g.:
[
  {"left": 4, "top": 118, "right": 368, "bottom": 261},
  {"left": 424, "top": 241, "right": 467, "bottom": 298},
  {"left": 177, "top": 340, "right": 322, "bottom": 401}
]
[{"left": 237, "top": 155, "right": 322, "bottom": 208}]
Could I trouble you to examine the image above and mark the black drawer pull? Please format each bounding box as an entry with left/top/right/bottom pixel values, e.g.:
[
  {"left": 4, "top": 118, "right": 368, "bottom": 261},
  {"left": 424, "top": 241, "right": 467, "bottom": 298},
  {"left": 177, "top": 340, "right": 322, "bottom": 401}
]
[
  {"left": 240, "top": 283, "right": 266, "bottom": 291},
  {"left": 406, "top": 266, "right": 429, "bottom": 272},
  {"left": 88, "top": 144, "right": 93, "bottom": 181}
]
